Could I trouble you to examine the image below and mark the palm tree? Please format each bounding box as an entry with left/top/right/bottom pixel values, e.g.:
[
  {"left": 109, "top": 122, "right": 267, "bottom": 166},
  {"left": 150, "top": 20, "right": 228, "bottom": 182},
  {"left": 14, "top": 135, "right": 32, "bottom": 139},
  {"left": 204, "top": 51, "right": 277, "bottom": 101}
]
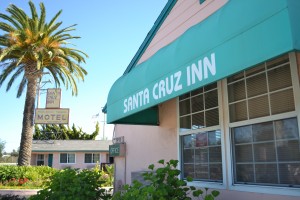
[{"left": 0, "top": 2, "right": 88, "bottom": 165}]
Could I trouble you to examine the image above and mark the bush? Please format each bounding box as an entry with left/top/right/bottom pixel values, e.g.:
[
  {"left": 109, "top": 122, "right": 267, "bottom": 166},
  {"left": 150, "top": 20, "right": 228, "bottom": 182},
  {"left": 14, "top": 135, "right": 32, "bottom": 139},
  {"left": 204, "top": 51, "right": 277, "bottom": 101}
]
[
  {"left": 0, "top": 165, "right": 57, "bottom": 188},
  {"left": 113, "top": 159, "right": 220, "bottom": 200},
  {"left": 29, "top": 168, "right": 112, "bottom": 200},
  {"left": 93, "top": 163, "right": 114, "bottom": 187}
]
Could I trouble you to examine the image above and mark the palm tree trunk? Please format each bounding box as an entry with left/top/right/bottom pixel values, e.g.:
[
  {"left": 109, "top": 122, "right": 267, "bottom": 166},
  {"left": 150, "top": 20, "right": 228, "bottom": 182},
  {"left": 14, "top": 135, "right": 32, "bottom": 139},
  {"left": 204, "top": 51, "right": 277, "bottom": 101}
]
[{"left": 18, "top": 74, "right": 38, "bottom": 166}]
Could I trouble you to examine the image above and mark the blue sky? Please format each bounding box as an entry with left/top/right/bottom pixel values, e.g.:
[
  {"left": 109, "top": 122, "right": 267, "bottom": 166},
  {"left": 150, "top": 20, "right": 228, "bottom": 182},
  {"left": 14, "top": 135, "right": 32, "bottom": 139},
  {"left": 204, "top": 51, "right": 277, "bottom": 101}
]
[{"left": 0, "top": 0, "right": 167, "bottom": 152}]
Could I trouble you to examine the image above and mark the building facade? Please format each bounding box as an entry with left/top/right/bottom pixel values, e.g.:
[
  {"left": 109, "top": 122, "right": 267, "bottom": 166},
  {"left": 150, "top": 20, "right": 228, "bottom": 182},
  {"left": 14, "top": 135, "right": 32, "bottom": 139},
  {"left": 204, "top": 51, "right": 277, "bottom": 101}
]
[
  {"left": 31, "top": 140, "right": 112, "bottom": 169},
  {"left": 105, "top": 0, "right": 300, "bottom": 199}
]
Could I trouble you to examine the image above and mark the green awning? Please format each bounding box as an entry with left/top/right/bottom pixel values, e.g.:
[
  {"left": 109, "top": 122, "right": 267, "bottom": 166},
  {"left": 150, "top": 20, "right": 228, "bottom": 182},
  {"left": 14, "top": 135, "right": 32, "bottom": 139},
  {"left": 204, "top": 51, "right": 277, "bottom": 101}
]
[{"left": 107, "top": 0, "right": 300, "bottom": 124}]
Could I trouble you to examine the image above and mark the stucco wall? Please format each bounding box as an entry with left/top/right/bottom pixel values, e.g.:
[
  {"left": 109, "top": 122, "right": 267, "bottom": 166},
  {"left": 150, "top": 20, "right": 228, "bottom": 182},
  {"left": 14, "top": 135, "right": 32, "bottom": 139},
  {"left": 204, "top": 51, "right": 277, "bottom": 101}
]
[
  {"left": 31, "top": 152, "right": 109, "bottom": 169},
  {"left": 113, "top": 98, "right": 177, "bottom": 188}
]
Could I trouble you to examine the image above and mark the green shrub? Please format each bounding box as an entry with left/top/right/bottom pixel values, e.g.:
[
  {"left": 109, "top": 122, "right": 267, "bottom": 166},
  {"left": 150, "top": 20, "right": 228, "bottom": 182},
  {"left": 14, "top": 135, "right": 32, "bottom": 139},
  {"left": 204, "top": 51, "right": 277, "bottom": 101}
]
[
  {"left": 29, "top": 168, "right": 112, "bottom": 200},
  {"left": 113, "top": 159, "right": 220, "bottom": 200},
  {"left": 93, "top": 163, "right": 114, "bottom": 187},
  {"left": 0, "top": 165, "right": 57, "bottom": 188}
]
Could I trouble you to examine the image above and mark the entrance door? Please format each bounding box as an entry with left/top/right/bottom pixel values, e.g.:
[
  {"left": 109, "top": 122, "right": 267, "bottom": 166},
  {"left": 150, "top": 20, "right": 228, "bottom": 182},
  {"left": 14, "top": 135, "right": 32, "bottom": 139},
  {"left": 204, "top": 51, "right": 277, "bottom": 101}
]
[{"left": 48, "top": 154, "right": 53, "bottom": 167}]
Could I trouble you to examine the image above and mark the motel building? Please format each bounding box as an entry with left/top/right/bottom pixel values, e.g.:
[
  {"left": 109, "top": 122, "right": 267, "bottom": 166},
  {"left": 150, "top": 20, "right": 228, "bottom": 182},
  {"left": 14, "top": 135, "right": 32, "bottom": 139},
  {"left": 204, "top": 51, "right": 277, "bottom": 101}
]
[{"left": 104, "top": 0, "right": 300, "bottom": 199}]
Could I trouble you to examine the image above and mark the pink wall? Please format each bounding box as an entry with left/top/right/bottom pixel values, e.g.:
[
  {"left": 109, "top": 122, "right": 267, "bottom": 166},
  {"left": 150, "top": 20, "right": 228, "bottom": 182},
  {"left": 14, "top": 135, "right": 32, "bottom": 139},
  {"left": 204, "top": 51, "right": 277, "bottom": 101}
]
[{"left": 113, "top": 99, "right": 178, "bottom": 187}]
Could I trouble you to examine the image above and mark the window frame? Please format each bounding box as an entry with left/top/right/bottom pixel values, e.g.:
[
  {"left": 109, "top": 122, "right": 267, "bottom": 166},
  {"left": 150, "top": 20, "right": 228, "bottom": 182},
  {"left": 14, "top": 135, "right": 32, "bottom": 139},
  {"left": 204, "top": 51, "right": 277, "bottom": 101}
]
[
  {"left": 59, "top": 153, "right": 76, "bottom": 164},
  {"left": 225, "top": 52, "right": 300, "bottom": 196},
  {"left": 84, "top": 153, "right": 101, "bottom": 164},
  {"left": 36, "top": 154, "right": 45, "bottom": 166},
  {"left": 178, "top": 81, "right": 227, "bottom": 189}
]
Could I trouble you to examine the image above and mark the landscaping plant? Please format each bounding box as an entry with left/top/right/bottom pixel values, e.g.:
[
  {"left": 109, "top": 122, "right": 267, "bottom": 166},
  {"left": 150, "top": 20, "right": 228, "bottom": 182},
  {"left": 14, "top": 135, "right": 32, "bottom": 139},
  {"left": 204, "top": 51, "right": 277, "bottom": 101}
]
[
  {"left": 0, "top": 165, "right": 57, "bottom": 189},
  {"left": 29, "top": 168, "right": 112, "bottom": 200},
  {"left": 113, "top": 159, "right": 220, "bottom": 200}
]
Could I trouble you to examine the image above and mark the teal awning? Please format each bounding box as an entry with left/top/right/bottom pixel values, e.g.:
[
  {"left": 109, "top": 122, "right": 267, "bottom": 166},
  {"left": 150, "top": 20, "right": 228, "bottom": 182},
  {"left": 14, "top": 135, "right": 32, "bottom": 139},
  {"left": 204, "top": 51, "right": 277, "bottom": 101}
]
[{"left": 107, "top": 0, "right": 300, "bottom": 124}]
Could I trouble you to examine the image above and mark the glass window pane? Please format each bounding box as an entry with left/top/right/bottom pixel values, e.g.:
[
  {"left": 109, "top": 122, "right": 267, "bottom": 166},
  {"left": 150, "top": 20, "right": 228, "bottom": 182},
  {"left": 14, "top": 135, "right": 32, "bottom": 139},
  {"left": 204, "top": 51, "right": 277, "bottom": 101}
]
[
  {"left": 196, "top": 132, "right": 208, "bottom": 147},
  {"left": 183, "top": 149, "right": 194, "bottom": 163},
  {"left": 255, "top": 164, "right": 278, "bottom": 184},
  {"left": 85, "top": 154, "right": 92, "bottom": 163},
  {"left": 248, "top": 95, "right": 269, "bottom": 119},
  {"left": 229, "top": 101, "right": 247, "bottom": 122},
  {"left": 227, "top": 80, "right": 246, "bottom": 103},
  {"left": 227, "top": 71, "right": 244, "bottom": 83},
  {"left": 204, "top": 82, "right": 217, "bottom": 91},
  {"left": 235, "top": 144, "right": 253, "bottom": 162},
  {"left": 205, "top": 90, "right": 218, "bottom": 109},
  {"left": 180, "top": 116, "right": 191, "bottom": 131},
  {"left": 210, "top": 164, "right": 223, "bottom": 181},
  {"left": 277, "top": 140, "right": 300, "bottom": 162},
  {"left": 183, "top": 164, "right": 194, "bottom": 178},
  {"left": 233, "top": 126, "right": 252, "bottom": 144},
  {"left": 268, "top": 64, "right": 292, "bottom": 92},
  {"left": 37, "top": 154, "right": 44, "bottom": 160},
  {"left": 195, "top": 148, "right": 208, "bottom": 163},
  {"left": 209, "top": 146, "right": 222, "bottom": 162},
  {"left": 183, "top": 134, "right": 195, "bottom": 148},
  {"left": 191, "top": 88, "right": 203, "bottom": 96},
  {"left": 68, "top": 154, "right": 75, "bottom": 163},
  {"left": 270, "top": 89, "right": 295, "bottom": 115},
  {"left": 60, "top": 154, "right": 67, "bottom": 163},
  {"left": 179, "top": 99, "right": 190, "bottom": 116},
  {"left": 246, "top": 73, "right": 267, "bottom": 98},
  {"left": 252, "top": 121, "right": 274, "bottom": 142},
  {"left": 192, "top": 112, "right": 204, "bottom": 130},
  {"left": 208, "top": 130, "right": 221, "bottom": 146},
  {"left": 206, "top": 108, "right": 219, "bottom": 127},
  {"left": 236, "top": 164, "right": 254, "bottom": 183},
  {"left": 195, "top": 164, "right": 209, "bottom": 179},
  {"left": 266, "top": 54, "right": 289, "bottom": 69},
  {"left": 192, "top": 94, "right": 204, "bottom": 112},
  {"left": 254, "top": 142, "right": 276, "bottom": 162},
  {"left": 179, "top": 93, "right": 190, "bottom": 100},
  {"left": 275, "top": 118, "right": 299, "bottom": 140},
  {"left": 93, "top": 154, "right": 100, "bottom": 163},
  {"left": 279, "top": 163, "right": 300, "bottom": 185},
  {"left": 246, "top": 64, "right": 265, "bottom": 76}
]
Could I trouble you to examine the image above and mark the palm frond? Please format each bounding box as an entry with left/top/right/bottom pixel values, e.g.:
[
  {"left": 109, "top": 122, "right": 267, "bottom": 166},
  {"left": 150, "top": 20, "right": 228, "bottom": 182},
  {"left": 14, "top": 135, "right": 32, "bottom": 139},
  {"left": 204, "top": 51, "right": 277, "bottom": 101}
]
[
  {"left": 0, "top": 61, "right": 19, "bottom": 87},
  {"left": 0, "top": 13, "right": 22, "bottom": 30},
  {"left": 38, "top": 3, "right": 46, "bottom": 31},
  {"left": 47, "top": 10, "right": 62, "bottom": 30},
  {"left": 6, "top": 66, "right": 24, "bottom": 91},
  {"left": 16, "top": 75, "right": 27, "bottom": 98}
]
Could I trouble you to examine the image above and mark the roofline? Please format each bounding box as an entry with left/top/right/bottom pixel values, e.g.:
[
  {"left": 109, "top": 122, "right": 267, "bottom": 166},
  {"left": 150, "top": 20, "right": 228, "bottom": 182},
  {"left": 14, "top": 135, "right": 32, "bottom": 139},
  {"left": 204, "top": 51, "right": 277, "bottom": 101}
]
[{"left": 102, "top": 0, "right": 177, "bottom": 113}]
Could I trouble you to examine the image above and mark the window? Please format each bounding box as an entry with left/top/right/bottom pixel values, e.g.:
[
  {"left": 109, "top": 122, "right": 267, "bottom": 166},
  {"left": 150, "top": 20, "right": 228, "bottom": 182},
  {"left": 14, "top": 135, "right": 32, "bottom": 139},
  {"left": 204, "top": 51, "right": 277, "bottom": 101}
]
[
  {"left": 179, "top": 82, "right": 219, "bottom": 131},
  {"left": 228, "top": 54, "right": 300, "bottom": 187},
  {"left": 60, "top": 153, "right": 75, "bottom": 164},
  {"left": 36, "top": 154, "right": 44, "bottom": 166},
  {"left": 227, "top": 54, "right": 294, "bottom": 123},
  {"left": 232, "top": 118, "right": 300, "bottom": 187},
  {"left": 85, "top": 153, "right": 100, "bottom": 163},
  {"left": 179, "top": 82, "right": 222, "bottom": 182}
]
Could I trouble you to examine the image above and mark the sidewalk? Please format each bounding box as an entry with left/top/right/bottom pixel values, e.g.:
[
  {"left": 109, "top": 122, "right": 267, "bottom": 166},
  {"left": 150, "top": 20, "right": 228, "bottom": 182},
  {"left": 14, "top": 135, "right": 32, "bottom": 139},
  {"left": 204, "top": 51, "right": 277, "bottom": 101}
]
[{"left": 0, "top": 189, "right": 39, "bottom": 198}]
